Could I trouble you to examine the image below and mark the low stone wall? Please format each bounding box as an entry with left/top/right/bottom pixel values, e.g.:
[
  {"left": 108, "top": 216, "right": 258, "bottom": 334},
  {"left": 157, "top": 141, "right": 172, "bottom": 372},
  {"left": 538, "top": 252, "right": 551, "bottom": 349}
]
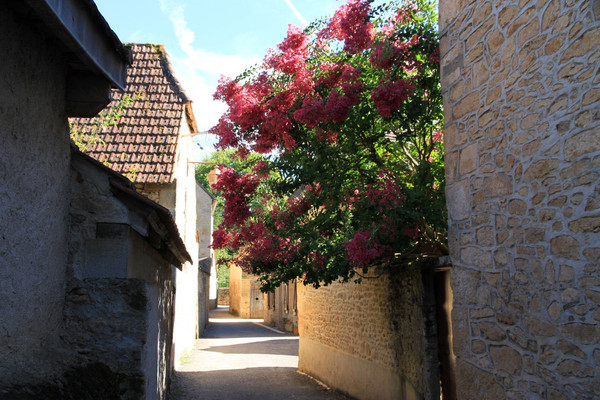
[
  {"left": 63, "top": 279, "right": 150, "bottom": 398},
  {"left": 298, "top": 267, "right": 442, "bottom": 400},
  {"left": 218, "top": 288, "right": 230, "bottom": 306}
]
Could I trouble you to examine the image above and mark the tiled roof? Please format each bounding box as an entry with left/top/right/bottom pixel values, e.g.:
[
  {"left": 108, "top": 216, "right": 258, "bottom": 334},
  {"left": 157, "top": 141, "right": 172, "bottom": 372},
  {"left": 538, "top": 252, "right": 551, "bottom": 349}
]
[{"left": 71, "top": 43, "right": 198, "bottom": 184}]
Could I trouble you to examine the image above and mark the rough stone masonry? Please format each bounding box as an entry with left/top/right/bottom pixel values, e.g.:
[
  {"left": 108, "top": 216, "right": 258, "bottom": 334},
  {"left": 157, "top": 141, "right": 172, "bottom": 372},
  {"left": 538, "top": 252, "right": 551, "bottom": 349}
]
[{"left": 440, "top": 0, "right": 600, "bottom": 398}]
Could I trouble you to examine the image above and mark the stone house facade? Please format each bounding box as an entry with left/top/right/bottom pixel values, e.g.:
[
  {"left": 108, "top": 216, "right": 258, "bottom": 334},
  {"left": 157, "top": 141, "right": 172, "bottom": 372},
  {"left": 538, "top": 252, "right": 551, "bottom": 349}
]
[
  {"left": 440, "top": 0, "right": 600, "bottom": 398},
  {"left": 0, "top": 2, "right": 190, "bottom": 397},
  {"left": 264, "top": 280, "right": 299, "bottom": 333},
  {"left": 228, "top": 264, "right": 265, "bottom": 318},
  {"left": 71, "top": 43, "right": 213, "bottom": 367}
]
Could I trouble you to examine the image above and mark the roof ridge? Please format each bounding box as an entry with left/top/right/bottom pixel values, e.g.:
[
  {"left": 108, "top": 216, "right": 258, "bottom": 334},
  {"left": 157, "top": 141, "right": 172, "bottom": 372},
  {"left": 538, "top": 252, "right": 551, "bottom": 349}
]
[{"left": 127, "top": 43, "right": 190, "bottom": 103}]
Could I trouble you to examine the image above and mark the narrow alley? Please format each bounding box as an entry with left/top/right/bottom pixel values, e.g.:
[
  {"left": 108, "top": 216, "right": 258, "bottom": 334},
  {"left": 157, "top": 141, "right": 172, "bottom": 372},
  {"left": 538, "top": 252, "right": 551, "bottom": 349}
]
[{"left": 170, "top": 306, "right": 350, "bottom": 400}]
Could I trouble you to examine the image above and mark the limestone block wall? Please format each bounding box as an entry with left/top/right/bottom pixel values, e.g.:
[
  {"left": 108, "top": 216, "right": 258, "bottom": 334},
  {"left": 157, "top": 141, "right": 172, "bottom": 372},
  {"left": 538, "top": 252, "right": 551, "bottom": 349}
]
[
  {"left": 440, "top": 0, "right": 600, "bottom": 398},
  {"left": 264, "top": 281, "right": 298, "bottom": 332},
  {"left": 0, "top": 6, "right": 71, "bottom": 386},
  {"left": 297, "top": 268, "right": 438, "bottom": 400},
  {"left": 228, "top": 265, "right": 264, "bottom": 318},
  {"left": 218, "top": 288, "right": 230, "bottom": 305}
]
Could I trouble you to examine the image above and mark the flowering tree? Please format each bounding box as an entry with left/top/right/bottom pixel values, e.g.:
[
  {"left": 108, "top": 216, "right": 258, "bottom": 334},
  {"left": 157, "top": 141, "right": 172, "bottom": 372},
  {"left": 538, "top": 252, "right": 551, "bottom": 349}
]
[{"left": 210, "top": 0, "right": 445, "bottom": 291}]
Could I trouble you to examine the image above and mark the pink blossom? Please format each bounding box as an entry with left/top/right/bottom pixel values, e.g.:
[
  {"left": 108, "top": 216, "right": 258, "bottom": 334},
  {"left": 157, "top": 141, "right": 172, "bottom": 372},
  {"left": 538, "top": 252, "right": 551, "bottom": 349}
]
[
  {"left": 345, "top": 231, "right": 389, "bottom": 268},
  {"left": 322, "top": 0, "right": 374, "bottom": 54},
  {"left": 211, "top": 229, "right": 231, "bottom": 249},
  {"left": 316, "top": 129, "right": 338, "bottom": 144},
  {"left": 293, "top": 93, "right": 324, "bottom": 128},
  {"left": 323, "top": 90, "right": 353, "bottom": 123},
  {"left": 371, "top": 79, "right": 415, "bottom": 118},
  {"left": 404, "top": 226, "right": 419, "bottom": 239}
]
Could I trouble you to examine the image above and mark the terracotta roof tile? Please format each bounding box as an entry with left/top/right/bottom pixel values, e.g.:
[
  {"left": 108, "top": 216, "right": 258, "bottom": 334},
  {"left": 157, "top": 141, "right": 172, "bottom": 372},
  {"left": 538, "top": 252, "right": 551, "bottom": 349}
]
[{"left": 71, "top": 43, "right": 197, "bottom": 184}]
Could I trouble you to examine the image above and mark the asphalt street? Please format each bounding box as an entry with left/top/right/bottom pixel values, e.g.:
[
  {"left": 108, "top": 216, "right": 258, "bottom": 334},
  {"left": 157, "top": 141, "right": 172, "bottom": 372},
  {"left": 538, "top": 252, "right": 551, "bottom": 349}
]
[{"left": 170, "top": 306, "right": 351, "bottom": 400}]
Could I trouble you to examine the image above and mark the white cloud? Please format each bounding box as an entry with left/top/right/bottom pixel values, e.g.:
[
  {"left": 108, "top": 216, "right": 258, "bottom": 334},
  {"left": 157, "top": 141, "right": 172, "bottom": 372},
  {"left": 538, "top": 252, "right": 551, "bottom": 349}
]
[{"left": 158, "top": 0, "right": 261, "bottom": 134}]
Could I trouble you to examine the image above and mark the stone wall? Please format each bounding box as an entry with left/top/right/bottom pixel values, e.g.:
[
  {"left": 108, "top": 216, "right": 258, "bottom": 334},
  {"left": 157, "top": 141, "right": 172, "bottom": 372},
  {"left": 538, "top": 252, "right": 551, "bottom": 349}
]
[
  {"left": 298, "top": 268, "right": 441, "bottom": 400},
  {"left": 264, "top": 281, "right": 298, "bottom": 332},
  {"left": 228, "top": 265, "right": 264, "bottom": 318},
  {"left": 67, "top": 153, "right": 177, "bottom": 399},
  {"left": 218, "top": 288, "right": 230, "bottom": 306},
  {"left": 0, "top": 6, "right": 71, "bottom": 386},
  {"left": 440, "top": 0, "right": 600, "bottom": 398}
]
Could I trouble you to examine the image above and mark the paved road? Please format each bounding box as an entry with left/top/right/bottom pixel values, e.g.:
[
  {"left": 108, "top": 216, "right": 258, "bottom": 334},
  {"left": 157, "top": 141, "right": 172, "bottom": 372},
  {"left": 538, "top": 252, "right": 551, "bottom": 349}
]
[{"left": 170, "top": 306, "right": 350, "bottom": 400}]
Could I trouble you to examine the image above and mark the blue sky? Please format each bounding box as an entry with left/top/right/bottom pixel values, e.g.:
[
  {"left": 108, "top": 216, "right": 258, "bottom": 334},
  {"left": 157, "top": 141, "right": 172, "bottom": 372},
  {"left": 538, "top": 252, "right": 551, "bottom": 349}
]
[{"left": 95, "top": 0, "right": 353, "bottom": 157}]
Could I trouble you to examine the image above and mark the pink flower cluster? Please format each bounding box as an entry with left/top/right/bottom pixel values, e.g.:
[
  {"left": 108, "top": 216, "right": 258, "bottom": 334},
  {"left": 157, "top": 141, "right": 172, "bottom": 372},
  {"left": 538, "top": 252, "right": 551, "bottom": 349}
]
[
  {"left": 322, "top": 0, "right": 374, "bottom": 54},
  {"left": 212, "top": 168, "right": 259, "bottom": 229},
  {"left": 345, "top": 231, "right": 391, "bottom": 269},
  {"left": 371, "top": 79, "right": 415, "bottom": 118},
  {"left": 293, "top": 83, "right": 363, "bottom": 127},
  {"left": 365, "top": 178, "right": 405, "bottom": 210}
]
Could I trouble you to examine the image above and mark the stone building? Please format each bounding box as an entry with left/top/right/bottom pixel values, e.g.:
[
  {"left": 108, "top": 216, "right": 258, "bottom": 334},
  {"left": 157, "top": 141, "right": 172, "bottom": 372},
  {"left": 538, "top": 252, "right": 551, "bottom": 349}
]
[
  {"left": 197, "top": 183, "right": 218, "bottom": 308},
  {"left": 440, "top": 0, "right": 600, "bottom": 398},
  {"left": 228, "top": 264, "right": 265, "bottom": 318},
  {"left": 71, "top": 43, "right": 212, "bottom": 367},
  {"left": 264, "top": 280, "right": 299, "bottom": 332},
  {"left": 197, "top": 183, "right": 218, "bottom": 335},
  {"left": 0, "top": 2, "right": 190, "bottom": 397},
  {"left": 66, "top": 148, "right": 191, "bottom": 399}
]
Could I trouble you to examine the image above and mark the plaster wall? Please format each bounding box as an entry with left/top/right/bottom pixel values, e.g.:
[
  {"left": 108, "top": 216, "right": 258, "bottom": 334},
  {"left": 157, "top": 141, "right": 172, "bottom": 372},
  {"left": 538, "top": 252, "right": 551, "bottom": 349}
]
[
  {"left": 171, "top": 126, "right": 199, "bottom": 368},
  {"left": 198, "top": 271, "right": 211, "bottom": 335},
  {"left": 67, "top": 154, "right": 176, "bottom": 399},
  {"left": 196, "top": 184, "right": 218, "bottom": 308},
  {"left": 440, "top": 1, "right": 600, "bottom": 398},
  {"left": 229, "top": 264, "right": 243, "bottom": 316},
  {"left": 0, "top": 7, "right": 71, "bottom": 385},
  {"left": 297, "top": 269, "right": 437, "bottom": 400},
  {"left": 196, "top": 184, "right": 214, "bottom": 259}
]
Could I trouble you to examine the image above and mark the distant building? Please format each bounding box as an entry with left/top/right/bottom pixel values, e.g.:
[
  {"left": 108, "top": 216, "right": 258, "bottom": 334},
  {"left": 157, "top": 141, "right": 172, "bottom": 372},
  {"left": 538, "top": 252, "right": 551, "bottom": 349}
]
[
  {"left": 228, "top": 264, "right": 264, "bottom": 319},
  {"left": 264, "top": 280, "right": 298, "bottom": 333},
  {"left": 197, "top": 183, "right": 218, "bottom": 335}
]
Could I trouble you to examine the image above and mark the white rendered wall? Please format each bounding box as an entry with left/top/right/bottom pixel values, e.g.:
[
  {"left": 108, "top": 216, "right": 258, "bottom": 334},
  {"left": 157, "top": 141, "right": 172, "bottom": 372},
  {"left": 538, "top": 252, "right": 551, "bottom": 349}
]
[{"left": 171, "top": 120, "right": 199, "bottom": 369}]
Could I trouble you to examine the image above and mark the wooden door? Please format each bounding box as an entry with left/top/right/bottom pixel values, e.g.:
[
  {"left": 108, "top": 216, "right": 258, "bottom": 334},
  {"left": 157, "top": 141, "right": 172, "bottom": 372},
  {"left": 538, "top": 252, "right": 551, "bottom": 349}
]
[{"left": 250, "top": 282, "right": 264, "bottom": 319}]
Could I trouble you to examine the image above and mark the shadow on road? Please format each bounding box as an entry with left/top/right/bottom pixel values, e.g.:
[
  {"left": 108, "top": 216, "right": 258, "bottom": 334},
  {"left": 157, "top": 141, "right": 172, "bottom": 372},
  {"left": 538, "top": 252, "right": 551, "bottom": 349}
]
[
  {"left": 170, "top": 306, "right": 352, "bottom": 399},
  {"left": 203, "top": 338, "right": 298, "bottom": 356},
  {"left": 171, "top": 367, "right": 350, "bottom": 400}
]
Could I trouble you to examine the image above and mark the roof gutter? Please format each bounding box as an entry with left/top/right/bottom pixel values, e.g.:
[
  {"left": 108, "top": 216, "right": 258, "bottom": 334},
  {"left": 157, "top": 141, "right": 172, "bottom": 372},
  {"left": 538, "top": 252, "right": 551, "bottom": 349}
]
[{"left": 23, "top": 0, "right": 129, "bottom": 90}]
